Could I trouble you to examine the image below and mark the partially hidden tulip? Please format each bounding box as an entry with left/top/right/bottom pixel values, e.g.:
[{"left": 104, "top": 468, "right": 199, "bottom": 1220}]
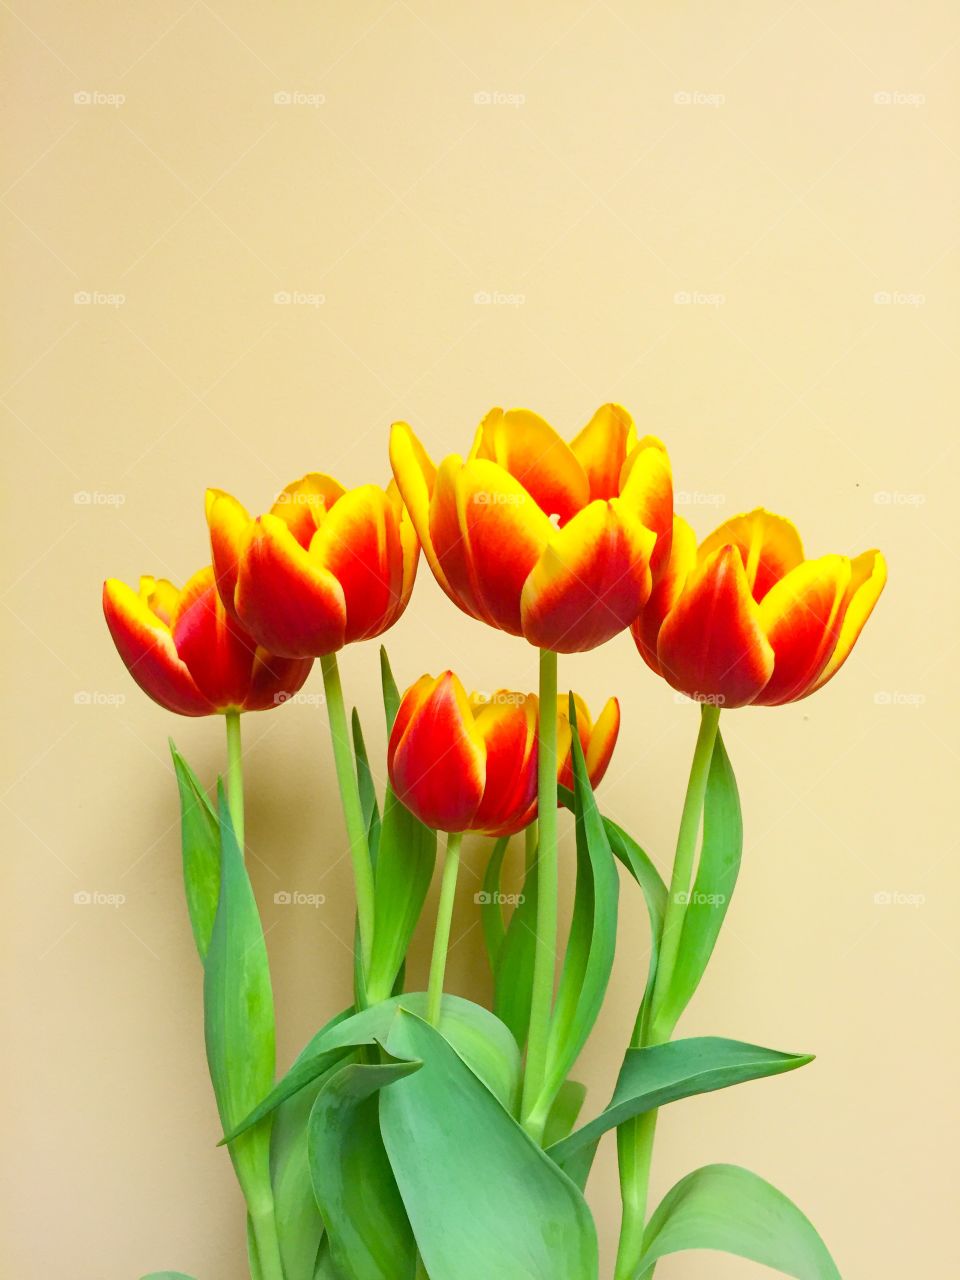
[
  {"left": 390, "top": 404, "right": 673, "bottom": 652},
  {"left": 387, "top": 672, "right": 620, "bottom": 834},
  {"left": 103, "top": 567, "right": 313, "bottom": 715},
  {"left": 633, "top": 508, "right": 886, "bottom": 708},
  {"left": 205, "top": 472, "right": 419, "bottom": 659}
]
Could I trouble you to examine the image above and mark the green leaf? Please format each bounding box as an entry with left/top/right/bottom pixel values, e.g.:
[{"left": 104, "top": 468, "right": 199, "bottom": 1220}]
[
  {"left": 170, "top": 742, "right": 220, "bottom": 961},
  {"left": 636, "top": 1163, "right": 841, "bottom": 1279},
  {"left": 657, "top": 729, "right": 742, "bottom": 1035},
  {"left": 379, "top": 645, "right": 401, "bottom": 732},
  {"left": 308, "top": 1055, "right": 421, "bottom": 1280},
  {"left": 223, "top": 994, "right": 521, "bottom": 1143},
  {"left": 351, "top": 708, "right": 382, "bottom": 862},
  {"left": 480, "top": 836, "right": 510, "bottom": 969},
  {"left": 380, "top": 1010, "right": 598, "bottom": 1280},
  {"left": 492, "top": 849, "right": 539, "bottom": 1051},
  {"left": 314, "top": 1239, "right": 343, "bottom": 1278},
  {"left": 540, "top": 696, "right": 620, "bottom": 1109},
  {"left": 204, "top": 784, "right": 276, "bottom": 1208},
  {"left": 542, "top": 1078, "right": 587, "bottom": 1148},
  {"left": 548, "top": 1037, "right": 813, "bottom": 1185},
  {"left": 365, "top": 790, "right": 437, "bottom": 1003},
  {"left": 558, "top": 787, "right": 666, "bottom": 1027}
]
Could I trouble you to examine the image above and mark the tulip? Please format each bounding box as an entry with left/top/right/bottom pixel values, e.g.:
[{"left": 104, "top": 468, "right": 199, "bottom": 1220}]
[
  {"left": 206, "top": 472, "right": 419, "bottom": 660},
  {"left": 103, "top": 567, "right": 313, "bottom": 717},
  {"left": 633, "top": 508, "right": 886, "bottom": 709},
  {"left": 387, "top": 675, "right": 620, "bottom": 836},
  {"left": 389, "top": 404, "right": 673, "bottom": 653}
]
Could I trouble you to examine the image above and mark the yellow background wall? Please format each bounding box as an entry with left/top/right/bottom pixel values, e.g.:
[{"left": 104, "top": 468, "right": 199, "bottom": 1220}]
[{"left": 3, "top": 2, "right": 956, "bottom": 1276}]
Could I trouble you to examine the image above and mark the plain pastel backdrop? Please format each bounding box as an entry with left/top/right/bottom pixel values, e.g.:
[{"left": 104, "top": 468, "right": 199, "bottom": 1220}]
[{"left": 2, "top": 2, "right": 957, "bottom": 1276}]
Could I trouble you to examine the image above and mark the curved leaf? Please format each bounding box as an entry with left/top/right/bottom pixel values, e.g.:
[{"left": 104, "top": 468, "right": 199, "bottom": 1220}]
[
  {"left": 542, "top": 1079, "right": 587, "bottom": 1149},
  {"left": 366, "top": 792, "right": 437, "bottom": 1003},
  {"left": 656, "top": 730, "right": 742, "bottom": 1035},
  {"left": 223, "top": 994, "right": 520, "bottom": 1143},
  {"left": 636, "top": 1163, "right": 841, "bottom": 1279},
  {"left": 379, "top": 645, "right": 401, "bottom": 732},
  {"left": 548, "top": 1037, "right": 812, "bottom": 1182},
  {"left": 308, "top": 1056, "right": 421, "bottom": 1280},
  {"left": 493, "top": 850, "right": 539, "bottom": 1052},
  {"left": 204, "top": 786, "right": 275, "bottom": 1209},
  {"left": 480, "top": 836, "right": 510, "bottom": 969},
  {"left": 351, "top": 708, "right": 381, "bottom": 861},
  {"left": 170, "top": 742, "right": 219, "bottom": 961},
  {"left": 380, "top": 1011, "right": 598, "bottom": 1280},
  {"left": 540, "top": 698, "right": 619, "bottom": 1110}
]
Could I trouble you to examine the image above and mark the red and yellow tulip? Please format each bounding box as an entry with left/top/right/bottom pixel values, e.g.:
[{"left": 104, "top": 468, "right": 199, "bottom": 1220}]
[
  {"left": 633, "top": 508, "right": 886, "bottom": 708},
  {"left": 206, "top": 472, "right": 419, "bottom": 659},
  {"left": 390, "top": 404, "right": 673, "bottom": 652},
  {"left": 387, "top": 672, "right": 620, "bottom": 834},
  {"left": 103, "top": 567, "right": 313, "bottom": 716}
]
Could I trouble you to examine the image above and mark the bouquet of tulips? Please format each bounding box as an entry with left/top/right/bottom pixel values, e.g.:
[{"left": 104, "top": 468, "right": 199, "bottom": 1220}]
[{"left": 104, "top": 405, "right": 885, "bottom": 1280}]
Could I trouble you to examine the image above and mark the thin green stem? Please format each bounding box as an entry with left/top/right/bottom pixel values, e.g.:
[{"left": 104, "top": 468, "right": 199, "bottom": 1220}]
[
  {"left": 225, "top": 709, "right": 244, "bottom": 851},
  {"left": 249, "top": 1203, "right": 285, "bottom": 1280},
  {"left": 521, "top": 647, "right": 558, "bottom": 1139},
  {"left": 614, "top": 703, "right": 721, "bottom": 1280},
  {"left": 320, "top": 651, "right": 376, "bottom": 983},
  {"left": 426, "top": 831, "right": 463, "bottom": 1026}
]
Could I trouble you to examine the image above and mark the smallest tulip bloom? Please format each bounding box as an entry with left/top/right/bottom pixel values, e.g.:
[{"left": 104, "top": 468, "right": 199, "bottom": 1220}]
[
  {"left": 103, "top": 567, "right": 313, "bottom": 716},
  {"left": 387, "top": 673, "right": 620, "bottom": 835}
]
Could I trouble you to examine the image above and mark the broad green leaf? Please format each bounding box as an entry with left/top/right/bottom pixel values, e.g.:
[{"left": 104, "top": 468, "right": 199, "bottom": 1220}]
[
  {"left": 548, "top": 1037, "right": 813, "bottom": 1185},
  {"left": 380, "top": 1011, "right": 599, "bottom": 1280},
  {"left": 540, "top": 697, "right": 620, "bottom": 1108},
  {"left": 204, "top": 785, "right": 275, "bottom": 1210},
  {"left": 542, "top": 1078, "right": 587, "bottom": 1148},
  {"left": 492, "top": 848, "right": 539, "bottom": 1052},
  {"left": 365, "top": 790, "right": 436, "bottom": 1003},
  {"left": 308, "top": 1056, "right": 421, "bottom": 1280},
  {"left": 480, "top": 835, "right": 510, "bottom": 968},
  {"left": 636, "top": 1163, "right": 841, "bottom": 1279},
  {"left": 170, "top": 742, "right": 219, "bottom": 961},
  {"left": 223, "top": 994, "right": 520, "bottom": 1143},
  {"left": 314, "top": 1239, "right": 343, "bottom": 1278},
  {"left": 379, "top": 645, "right": 401, "bottom": 732},
  {"left": 558, "top": 787, "right": 666, "bottom": 1025},
  {"left": 656, "top": 730, "right": 742, "bottom": 1035},
  {"left": 351, "top": 708, "right": 382, "bottom": 861}
]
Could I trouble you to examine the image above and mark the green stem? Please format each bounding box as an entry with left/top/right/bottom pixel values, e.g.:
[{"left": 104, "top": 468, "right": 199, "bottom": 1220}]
[
  {"left": 521, "top": 647, "right": 558, "bottom": 1139},
  {"left": 225, "top": 709, "right": 244, "bottom": 851},
  {"left": 249, "top": 1202, "right": 285, "bottom": 1280},
  {"left": 427, "top": 832, "right": 463, "bottom": 1026},
  {"left": 320, "top": 651, "right": 376, "bottom": 984},
  {"left": 614, "top": 703, "right": 721, "bottom": 1280}
]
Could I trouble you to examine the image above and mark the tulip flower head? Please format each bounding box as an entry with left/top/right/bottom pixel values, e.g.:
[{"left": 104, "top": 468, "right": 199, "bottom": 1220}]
[
  {"left": 633, "top": 508, "right": 886, "bottom": 708},
  {"left": 103, "top": 567, "right": 313, "bottom": 716},
  {"left": 206, "top": 472, "right": 419, "bottom": 659},
  {"left": 390, "top": 404, "right": 673, "bottom": 653},
  {"left": 387, "top": 673, "right": 620, "bottom": 834}
]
